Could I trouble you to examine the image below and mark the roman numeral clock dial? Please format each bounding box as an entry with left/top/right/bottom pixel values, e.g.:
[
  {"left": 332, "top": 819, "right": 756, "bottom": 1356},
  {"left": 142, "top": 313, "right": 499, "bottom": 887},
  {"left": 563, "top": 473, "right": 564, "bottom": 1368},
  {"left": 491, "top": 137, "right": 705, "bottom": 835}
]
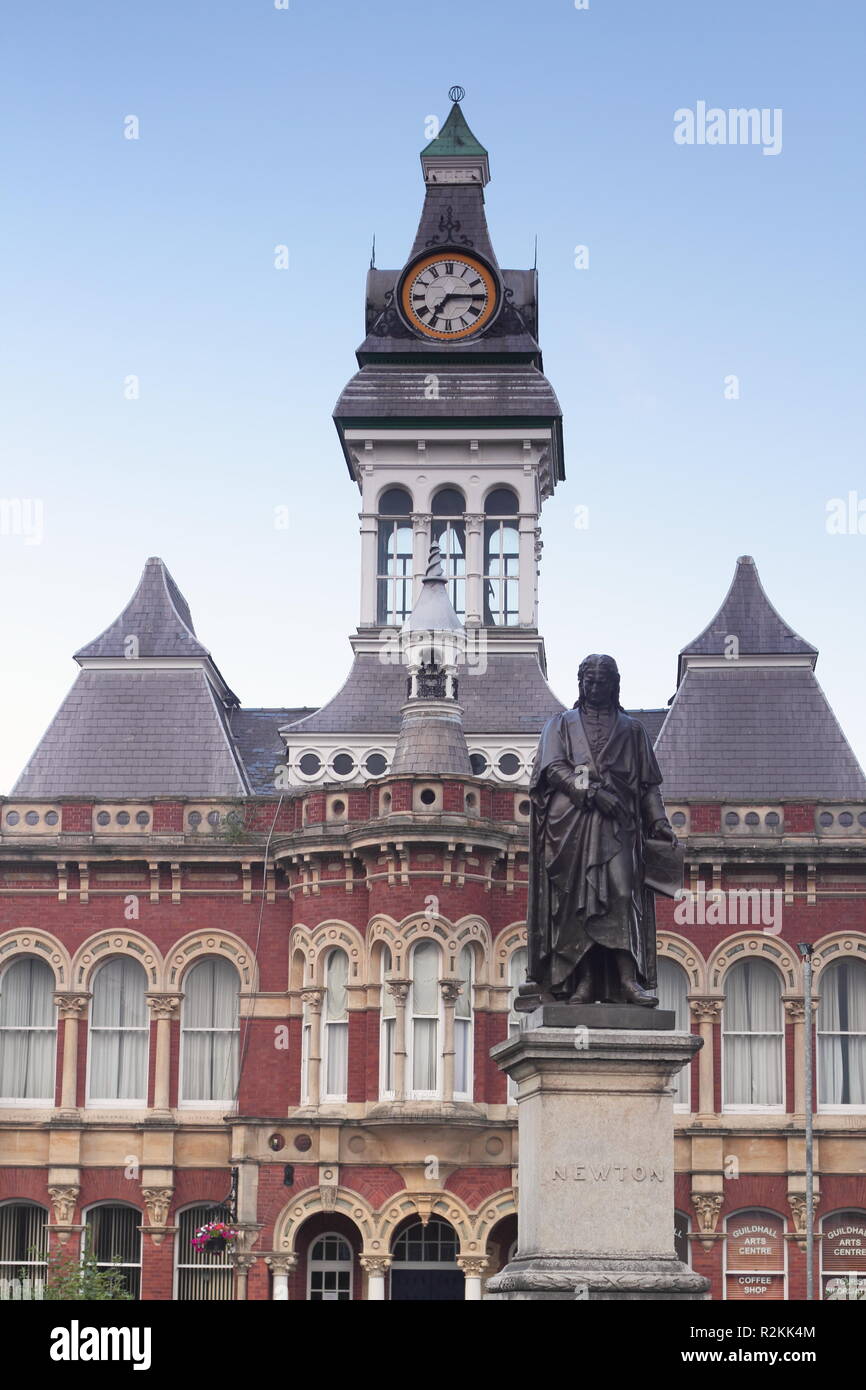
[{"left": 399, "top": 252, "right": 499, "bottom": 340}]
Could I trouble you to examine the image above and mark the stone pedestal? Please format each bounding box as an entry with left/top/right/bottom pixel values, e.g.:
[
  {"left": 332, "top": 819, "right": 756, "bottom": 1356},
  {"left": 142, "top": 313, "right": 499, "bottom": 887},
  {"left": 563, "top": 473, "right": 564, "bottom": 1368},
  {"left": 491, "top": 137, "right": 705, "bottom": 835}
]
[{"left": 485, "top": 1007, "right": 709, "bottom": 1300}]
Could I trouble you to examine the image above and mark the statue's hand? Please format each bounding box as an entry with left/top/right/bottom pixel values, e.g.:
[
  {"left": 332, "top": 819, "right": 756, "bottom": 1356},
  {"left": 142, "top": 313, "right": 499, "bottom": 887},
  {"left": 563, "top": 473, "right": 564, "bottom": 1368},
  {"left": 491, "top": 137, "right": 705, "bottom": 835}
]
[
  {"left": 650, "top": 818, "right": 678, "bottom": 848},
  {"left": 594, "top": 787, "right": 621, "bottom": 819}
]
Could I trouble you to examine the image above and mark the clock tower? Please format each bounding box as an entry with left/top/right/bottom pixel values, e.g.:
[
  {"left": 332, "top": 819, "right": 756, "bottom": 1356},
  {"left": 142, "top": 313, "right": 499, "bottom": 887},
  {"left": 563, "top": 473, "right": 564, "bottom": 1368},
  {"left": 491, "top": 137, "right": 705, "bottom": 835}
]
[{"left": 283, "top": 91, "right": 566, "bottom": 788}]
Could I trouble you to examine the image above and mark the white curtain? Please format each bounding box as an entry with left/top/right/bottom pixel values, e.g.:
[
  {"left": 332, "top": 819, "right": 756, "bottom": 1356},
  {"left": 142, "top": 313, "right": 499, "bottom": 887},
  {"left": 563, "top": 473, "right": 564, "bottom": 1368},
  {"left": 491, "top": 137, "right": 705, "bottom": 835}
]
[
  {"left": 818, "top": 961, "right": 866, "bottom": 1105},
  {"left": 0, "top": 958, "right": 56, "bottom": 1101},
  {"left": 181, "top": 959, "right": 239, "bottom": 1103},
  {"left": 88, "top": 958, "right": 148, "bottom": 1102},
  {"left": 380, "top": 949, "right": 395, "bottom": 1096},
  {"left": 412, "top": 941, "right": 439, "bottom": 1093},
  {"left": 454, "top": 946, "right": 473, "bottom": 1097},
  {"left": 324, "top": 950, "right": 348, "bottom": 1099},
  {"left": 724, "top": 960, "right": 783, "bottom": 1105},
  {"left": 658, "top": 959, "right": 690, "bottom": 1106}
]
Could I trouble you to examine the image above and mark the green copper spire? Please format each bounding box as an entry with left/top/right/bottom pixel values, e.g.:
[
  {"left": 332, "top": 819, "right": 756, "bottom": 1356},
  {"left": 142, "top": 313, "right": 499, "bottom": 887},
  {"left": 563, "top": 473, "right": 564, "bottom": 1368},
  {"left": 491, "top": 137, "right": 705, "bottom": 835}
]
[{"left": 421, "top": 92, "right": 489, "bottom": 160}]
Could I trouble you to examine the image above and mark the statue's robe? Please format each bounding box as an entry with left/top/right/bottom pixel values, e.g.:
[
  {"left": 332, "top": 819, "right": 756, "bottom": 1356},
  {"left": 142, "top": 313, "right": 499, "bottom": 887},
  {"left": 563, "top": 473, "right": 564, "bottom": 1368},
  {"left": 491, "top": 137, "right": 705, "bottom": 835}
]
[{"left": 527, "top": 706, "right": 667, "bottom": 997}]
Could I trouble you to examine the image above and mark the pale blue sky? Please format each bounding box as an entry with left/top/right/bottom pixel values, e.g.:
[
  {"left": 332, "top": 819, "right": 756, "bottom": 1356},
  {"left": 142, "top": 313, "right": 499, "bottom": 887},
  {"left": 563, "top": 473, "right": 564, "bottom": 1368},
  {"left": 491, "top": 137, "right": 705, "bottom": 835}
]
[{"left": 1, "top": 0, "right": 864, "bottom": 792}]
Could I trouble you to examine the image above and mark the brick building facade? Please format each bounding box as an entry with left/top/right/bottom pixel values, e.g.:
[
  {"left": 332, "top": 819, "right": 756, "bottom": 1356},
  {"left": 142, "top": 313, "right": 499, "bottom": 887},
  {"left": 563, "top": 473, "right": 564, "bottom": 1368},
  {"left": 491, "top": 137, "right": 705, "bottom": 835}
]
[{"left": 0, "top": 96, "right": 864, "bottom": 1302}]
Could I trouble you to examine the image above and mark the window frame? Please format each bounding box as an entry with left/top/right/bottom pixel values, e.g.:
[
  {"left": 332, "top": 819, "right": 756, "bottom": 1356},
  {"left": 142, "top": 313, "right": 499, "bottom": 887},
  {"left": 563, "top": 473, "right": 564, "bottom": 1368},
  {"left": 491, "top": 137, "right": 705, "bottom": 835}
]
[
  {"left": 321, "top": 948, "right": 349, "bottom": 1103},
  {"left": 721, "top": 959, "right": 785, "bottom": 1113},
  {"left": 407, "top": 940, "right": 442, "bottom": 1100},
  {"left": 178, "top": 957, "right": 240, "bottom": 1110},
  {"left": 306, "top": 1231, "right": 354, "bottom": 1301},
  {"left": 85, "top": 956, "right": 150, "bottom": 1109},
  {"left": 817, "top": 958, "right": 866, "bottom": 1114},
  {"left": 0, "top": 955, "right": 58, "bottom": 1108},
  {"left": 82, "top": 1201, "right": 143, "bottom": 1300}
]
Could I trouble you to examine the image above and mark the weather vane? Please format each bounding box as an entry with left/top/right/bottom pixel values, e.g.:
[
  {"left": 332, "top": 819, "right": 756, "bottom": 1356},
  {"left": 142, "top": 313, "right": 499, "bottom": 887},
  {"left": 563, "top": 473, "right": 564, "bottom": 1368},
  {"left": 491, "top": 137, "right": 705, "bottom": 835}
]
[{"left": 449, "top": 85, "right": 465, "bottom": 103}]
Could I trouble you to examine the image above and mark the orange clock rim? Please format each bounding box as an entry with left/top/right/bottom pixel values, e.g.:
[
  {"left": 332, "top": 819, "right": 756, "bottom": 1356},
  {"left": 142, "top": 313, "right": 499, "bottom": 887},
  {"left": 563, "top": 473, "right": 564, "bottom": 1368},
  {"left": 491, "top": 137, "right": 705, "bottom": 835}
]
[{"left": 399, "top": 251, "right": 499, "bottom": 341}]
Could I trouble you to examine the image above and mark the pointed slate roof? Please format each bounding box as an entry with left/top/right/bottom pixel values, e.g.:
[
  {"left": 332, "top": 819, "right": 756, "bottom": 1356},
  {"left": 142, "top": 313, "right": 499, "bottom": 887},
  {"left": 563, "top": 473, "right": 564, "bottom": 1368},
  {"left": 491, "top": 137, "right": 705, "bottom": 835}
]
[
  {"left": 13, "top": 557, "right": 250, "bottom": 798},
  {"left": 421, "top": 100, "right": 488, "bottom": 161},
  {"left": 75, "top": 557, "right": 211, "bottom": 661},
  {"left": 678, "top": 555, "right": 817, "bottom": 681},
  {"left": 404, "top": 544, "right": 463, "bottom": 635},
  {"left": 656, "top": 558, "right": 866, "bottom": 801}
]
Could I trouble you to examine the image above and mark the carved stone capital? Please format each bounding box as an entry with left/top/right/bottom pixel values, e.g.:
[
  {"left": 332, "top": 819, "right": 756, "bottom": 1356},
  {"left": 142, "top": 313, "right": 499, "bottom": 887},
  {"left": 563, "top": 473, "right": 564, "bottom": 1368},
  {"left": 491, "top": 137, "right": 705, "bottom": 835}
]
[
  {"left": 301, "top": 988, "right": 325, "bottom": 1014},
  {"left": 788, "top": 1192, "right": 819, "bottom": 1236},
  {"left": 411, "top": 512, "right": 432, "bottom": 530},
  {"left": 784, "top": 997, "right": 817, "bottom": 1022},
  {"left": 141, "top": 1186, "right": 173, "bottom": 1231},
  {"left": 691, "top": 1192, "right": 723, "bottom": 1241},
  {"left": 265, "top": 1253, "right": 299, "bottom": 1276},
  {"left": 145, "top": 993, "right": 182, "bottom": 1020},
  {"left": 464, "top": 513, "right": 484, "bottom": 528},
  {"left": 689, "top": 998, "right": 722, "bottom": 1023},
  {"left": 233, "top": 1253, "right": 257, "bottom": 1274},
  {"left": 53, "top": 993, "right": 90, "bottom": 1019},
  {"left": 457, "top": 1256, "right": 489, "bottom": 1279},
  {"left": 360, "top": 1255, "right": 393, "bottom": 1277},
  {"left": 439, "top": 978, "right": 463, "bottom": 1006},
  {"left": 48, "top": 1185, "right": 80, "bottom": 1230},
  {"left": 384, "top": 977, "right": 410, "bottom": 1005}
]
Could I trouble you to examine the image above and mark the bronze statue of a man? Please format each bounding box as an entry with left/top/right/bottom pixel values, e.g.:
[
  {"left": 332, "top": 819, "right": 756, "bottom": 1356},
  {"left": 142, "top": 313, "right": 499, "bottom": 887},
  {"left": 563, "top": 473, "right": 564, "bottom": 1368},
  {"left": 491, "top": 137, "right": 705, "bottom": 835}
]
[{"left": 518, "top": 654, "right": 679, "bottom": 1010}]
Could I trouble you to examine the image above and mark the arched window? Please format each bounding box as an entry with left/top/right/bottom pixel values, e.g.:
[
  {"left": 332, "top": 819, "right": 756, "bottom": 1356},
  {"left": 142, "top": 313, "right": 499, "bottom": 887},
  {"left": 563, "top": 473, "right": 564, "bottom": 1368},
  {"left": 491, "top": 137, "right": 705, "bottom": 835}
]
[
  {"left": 723, "top": 960, "right": 783, "bottom": 1109},
  {"left": 307, "top": 1232, "right": 353, "bottom": 1301},
  {"left": 84, "top": 1204, "right": 142, "bottom": 1299},
  {"left": 818, "top": 960, "right": 866, "bottom": 1108},
  {"left": 181, "top": 959, "right": 239, "bottom": 1106},
  {"left": 409, "top": 941, "right": 440, "bottom": 1097},
  {"left": 322, "top": 949, "right": 349, "bottom": 1101},
  {"left": 0, "top": 1202, "right": 48, "bottom": 1295},
  {"left": 390, "top": 1216, "right": 463, "bottom": 1300},
  {"left": 657, "top": 958, "right": 690, "bottom": 1109},
  {"left": 380, "top": 947, "right": 395, "bottom": 1099},
  {"left": 507, "top": 946, "right": 528, "bottom": 1103},
  {"left": 483, "top": 488, "right": 520, "bottom": 626},
  {"left": 87, "top": 958, "right": 148, "bottom": 1106},
  {"left": 431, "top": 488, "right": 466, "bottom": 619},
  {"left": 454, "top": 946, "right": 473, "bottom": 1100},
  {"left": 175, "top": 1204, "right": 234, "bottom": 1301},
  {"left": 377, "top": 487, "right": 413, "bottom": 625},
  {"left": 0, "top": 957, "right": 56, "bottom": 1104},
  {"left": 821, "top": 1209, "right": 866, "bottom": 1299}
]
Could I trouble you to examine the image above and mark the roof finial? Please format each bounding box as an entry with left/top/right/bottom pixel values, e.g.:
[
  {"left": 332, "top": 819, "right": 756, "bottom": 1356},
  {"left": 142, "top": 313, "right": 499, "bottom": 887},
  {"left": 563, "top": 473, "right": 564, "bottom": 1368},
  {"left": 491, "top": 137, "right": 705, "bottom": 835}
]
[
  {"left": 424, "top": 543, "right": 445, "bottom": 582},
  {"left": 449, "top": 85, "right": 465, "bottom": 103},
  {"left": 370, "top": 232, "right": 376, "bottom": 269}
]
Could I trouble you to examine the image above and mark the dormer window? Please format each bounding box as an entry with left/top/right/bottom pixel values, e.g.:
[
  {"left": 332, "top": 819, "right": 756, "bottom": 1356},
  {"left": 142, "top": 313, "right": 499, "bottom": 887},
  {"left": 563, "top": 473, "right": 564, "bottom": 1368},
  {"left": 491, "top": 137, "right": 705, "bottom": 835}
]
[{"left": 376, "top": 488, "right": 413, "bottom": 625}]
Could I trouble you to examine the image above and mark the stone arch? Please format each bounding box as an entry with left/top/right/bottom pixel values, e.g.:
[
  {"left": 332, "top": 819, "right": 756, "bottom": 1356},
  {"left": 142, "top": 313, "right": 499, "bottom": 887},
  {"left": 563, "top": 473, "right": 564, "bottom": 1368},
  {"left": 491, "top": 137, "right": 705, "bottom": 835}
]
[
  {"left": 165, "top": 930, "right": 258, "bottom": 992},
  {"left": 491, "top": 922, "right": 528, "bottom": 997},
  {"left": 377, "top": 1190, "right": 477, "bottom": 1254},
  {"left": 812, "top": 931, "right": 866, "bottom": 980},
  {"left": 273, "top": 1186, "right": 377, "bottom": 1254},
  {"left": 473, "top": 1188, "right": 519, "bottom": 1250},
  {"left": 367, "top": 915, "right": 404, "bottom": 975},
  {"left": 707, "top": 932, "right": 798, "bottom": 994},
  {"left": 449, "top": 916, "right": 493, "bottom": 986},
  {"left": 71, "top": 931, "right": 164, "bottom": 992},
  {"left": 289, "top": 920, "right": 366, "bottom": 987},
  {"left": 657, "top": 932, "right": 707, "bottom": 993},
  {"left": 0, "top": 929, "right": 71, "bottom": 989}
]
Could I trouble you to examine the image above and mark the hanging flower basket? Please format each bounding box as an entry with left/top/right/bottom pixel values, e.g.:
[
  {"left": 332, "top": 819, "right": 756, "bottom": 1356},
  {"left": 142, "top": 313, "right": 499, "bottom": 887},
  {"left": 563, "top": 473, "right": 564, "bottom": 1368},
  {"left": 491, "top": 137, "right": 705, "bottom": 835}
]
[{"left": 191, "top": 1221, "right": 238, "bottom": 1255}]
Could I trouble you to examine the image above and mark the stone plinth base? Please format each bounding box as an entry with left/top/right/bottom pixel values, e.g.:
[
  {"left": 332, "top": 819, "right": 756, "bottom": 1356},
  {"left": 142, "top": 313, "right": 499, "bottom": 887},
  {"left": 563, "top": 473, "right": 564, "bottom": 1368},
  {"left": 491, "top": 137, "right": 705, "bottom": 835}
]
[{"left": 485, "top": 1024, "right": 709, "bottom": 1301}]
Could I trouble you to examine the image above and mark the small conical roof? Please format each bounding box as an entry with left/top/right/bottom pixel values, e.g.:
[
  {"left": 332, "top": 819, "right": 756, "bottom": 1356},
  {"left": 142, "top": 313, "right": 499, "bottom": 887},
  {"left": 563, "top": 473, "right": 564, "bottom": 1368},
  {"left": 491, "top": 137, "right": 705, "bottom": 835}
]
[
  {"left": 678, "top": 555, "right": 816, "bottom": 681},
  {"left": 420, "top": 98, "right": 488, "bottom": 160},
  {"left": 74, "top": 556, "right": 211, "bottom": 661},
  {"left": 403, "top": 544, "right": 464, "bottom": 636}
]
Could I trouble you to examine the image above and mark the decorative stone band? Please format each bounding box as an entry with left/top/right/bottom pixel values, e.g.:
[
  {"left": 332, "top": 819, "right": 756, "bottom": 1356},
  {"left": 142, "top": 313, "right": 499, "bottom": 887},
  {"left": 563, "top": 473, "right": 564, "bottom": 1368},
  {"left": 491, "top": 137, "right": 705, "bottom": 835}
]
[{"left": 487, "top": 1255, "right": 709, "bottom": 1301}]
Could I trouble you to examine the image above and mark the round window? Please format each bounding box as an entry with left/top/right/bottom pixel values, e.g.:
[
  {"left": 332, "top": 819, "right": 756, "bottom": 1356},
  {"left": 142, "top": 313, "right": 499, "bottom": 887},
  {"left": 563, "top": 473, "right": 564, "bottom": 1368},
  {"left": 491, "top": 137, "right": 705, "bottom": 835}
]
[
  {"left": 838, "top": 811, "right": 854, "bottom": 827},
  {"left": 819, "top": 811, "right": 834, "bottom": 827},
  {"left": 207, "top": 811, "right": 222, "bottom": 826},
  {"left": 188, "top": 811, "right": 202, "bottom": 828},
  {"left": 724, "top": 811, "right": 740, "bottom": 827},
  {"left": 419, "top": 788, "right": 437, "bottom": 806},
  {"left": 671, "top": 811, "right": 686, "bottom": 828},
  {"left": 298, "top": 752, "right": 322, "bottom": 777},
  {"left": 136, "top": 810, "right": 150, "bottom": 826},
  {"left": 5, "top": 811, "right": 19, "bottom": 826},
  {"left": 116, "top": 811, "right": 130, "bottom": 826},
  {"left": 44, "top": 810, "right": 59, "bottom": 826},
  {"left": 497, "top": 753, "right": 521, "bottom": 777},
  {"left": 364, "top": 752, "right": 388, "bottom": 777},
  {"left": 470, "top": 753, "right": 489, "bottom": 776},
  {"left": 765, "top": 811, "right": 781, "bottom": 827},
  {"left": 24, "top": 811, "right": 39, "bottom": 825},
  {"left": 96, "top": 811, "right": 111, "bottom": 826},
  {"left": 331, "top": 800, "right": 346, "bottom": 816},
  {"left": 332, "top": 753, "right": 356, "bottom": 777},
  {"left": 744, "top": 812, "right": 760, "bottom": 827}
]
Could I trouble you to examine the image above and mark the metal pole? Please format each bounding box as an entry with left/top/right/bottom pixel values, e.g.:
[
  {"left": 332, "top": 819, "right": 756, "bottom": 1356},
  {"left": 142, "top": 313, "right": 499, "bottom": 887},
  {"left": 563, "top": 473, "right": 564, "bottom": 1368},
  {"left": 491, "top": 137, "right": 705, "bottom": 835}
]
[{"left": 800, "top": 944, "right": 815, "bottom": 1301}]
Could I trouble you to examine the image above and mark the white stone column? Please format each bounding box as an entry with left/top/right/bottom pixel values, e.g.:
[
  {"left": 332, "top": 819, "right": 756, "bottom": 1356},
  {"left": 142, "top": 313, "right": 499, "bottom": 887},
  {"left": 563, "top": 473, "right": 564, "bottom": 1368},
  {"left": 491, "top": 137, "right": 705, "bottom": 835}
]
[
  {"left": 53, "top": 994, "right": 89, "bottom": 1114},
  {"left": 464, "top": 512, "right": 484, "bottom": 626},
  {"left": 518, "top": 516, "right": 538, "bottom": 626},
  {"left": 458, "top": 1256, "right": 488, "bottom": 1300},
  {"left": 440, "top": 979, "right": 462, "bottom": 1103},
  {"left": 146, "top": 994, "right": 182, "bottom": 1115},
  {"left": 361, "top": 1254, "right": 392, "bottom": 1300},
  {"left": 265, "top": 1253, "right": 298, "bottom": 1300},
  {"left": 301, "top": 989, "right": 324, "bottom": 1107},
  {"left": 785, "top": 997, "right": 816, "bottom": 1115},
  {"left": 689, "top": 998, "right": 721, "bottom": 1117},
  {"left": 386, "top": 979, "right": 409, "bottom": 1100},
  {"left": 359, "top": 511, "right": 379, "bottom": 625},
  {"left": 411, "top": 513, "right": 431, "bottom": 605}
]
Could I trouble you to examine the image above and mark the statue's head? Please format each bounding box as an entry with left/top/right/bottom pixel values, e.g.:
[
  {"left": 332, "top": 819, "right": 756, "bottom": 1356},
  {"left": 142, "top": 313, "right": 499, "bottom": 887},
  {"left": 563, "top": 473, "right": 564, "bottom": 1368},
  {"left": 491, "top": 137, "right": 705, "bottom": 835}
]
[{"left": 577, "top": 654, "right": 622, "bottom": 711}]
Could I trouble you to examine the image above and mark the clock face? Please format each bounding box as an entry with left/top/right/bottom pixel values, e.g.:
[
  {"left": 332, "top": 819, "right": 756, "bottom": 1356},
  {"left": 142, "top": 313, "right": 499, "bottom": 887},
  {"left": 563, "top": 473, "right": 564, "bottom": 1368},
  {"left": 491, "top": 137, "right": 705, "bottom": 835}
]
[{"left": 400, "top": 252, "right": 499, "bottom": 340}]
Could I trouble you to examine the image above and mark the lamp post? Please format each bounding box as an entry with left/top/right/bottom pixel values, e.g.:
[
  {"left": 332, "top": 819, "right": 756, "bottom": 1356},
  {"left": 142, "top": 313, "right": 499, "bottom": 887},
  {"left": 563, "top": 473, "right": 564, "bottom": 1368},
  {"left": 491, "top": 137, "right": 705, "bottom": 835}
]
[{"left": 797, "top": 942, "right": 814, "bottom": 1301}]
